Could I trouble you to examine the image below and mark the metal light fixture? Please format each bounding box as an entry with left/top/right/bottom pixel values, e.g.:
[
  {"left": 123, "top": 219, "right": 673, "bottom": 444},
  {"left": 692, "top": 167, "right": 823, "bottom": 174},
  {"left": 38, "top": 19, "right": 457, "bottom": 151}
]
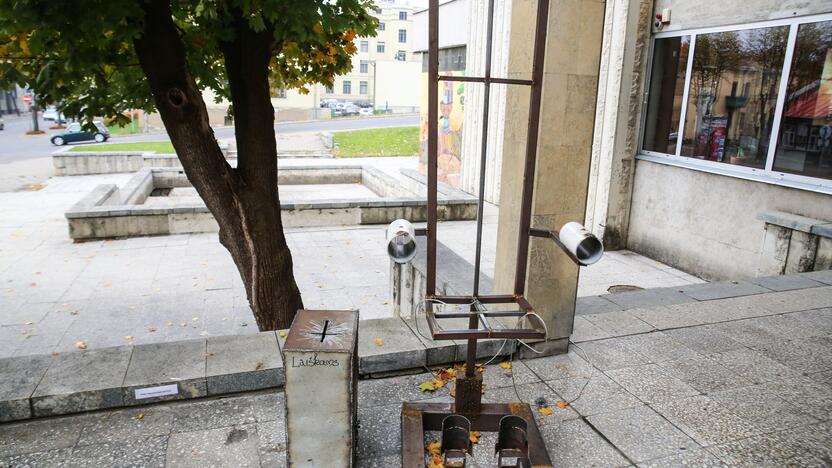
[{"left": 386, "top": 219, "right": 417, "bottom": 264}]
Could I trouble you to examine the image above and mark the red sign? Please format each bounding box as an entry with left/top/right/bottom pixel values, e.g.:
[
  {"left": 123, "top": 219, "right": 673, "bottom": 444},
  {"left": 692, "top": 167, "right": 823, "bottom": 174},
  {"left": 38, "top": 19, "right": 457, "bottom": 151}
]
[{"left": 22, "top": 94, "right": 32, "bottom": 103}]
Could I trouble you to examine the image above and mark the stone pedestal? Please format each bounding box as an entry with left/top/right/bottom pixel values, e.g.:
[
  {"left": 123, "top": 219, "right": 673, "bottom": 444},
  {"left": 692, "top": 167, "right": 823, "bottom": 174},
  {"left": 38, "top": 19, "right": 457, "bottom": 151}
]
[{"left": 283, "top": 310, "right": 359, "bottom": 468}]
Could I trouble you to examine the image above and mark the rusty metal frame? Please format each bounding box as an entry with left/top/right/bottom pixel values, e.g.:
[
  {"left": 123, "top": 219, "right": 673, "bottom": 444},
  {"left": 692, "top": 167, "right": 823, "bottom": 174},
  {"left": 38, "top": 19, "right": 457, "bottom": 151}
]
[
  {"left": 401, "top": 0, "right": 558, "bottom": 466},
  {"left": 402, "top": 402, "right": 552, "bottom": 467}
]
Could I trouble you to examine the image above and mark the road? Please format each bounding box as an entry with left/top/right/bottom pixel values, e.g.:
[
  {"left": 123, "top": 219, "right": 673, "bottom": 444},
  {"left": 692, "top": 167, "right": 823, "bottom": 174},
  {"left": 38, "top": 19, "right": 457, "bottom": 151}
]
[{"left": 0, "top": 113, "right": 419, "bottom": 164}]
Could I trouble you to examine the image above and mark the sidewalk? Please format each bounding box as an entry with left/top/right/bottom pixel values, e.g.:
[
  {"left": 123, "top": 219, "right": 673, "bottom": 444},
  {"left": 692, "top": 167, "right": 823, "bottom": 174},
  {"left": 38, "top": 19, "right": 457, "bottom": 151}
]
[
  {"left": 1, "top": 274, "right": 829, "bottom": 466},
  {"left": 0, "top": 163, "right": 702, "bottom": 359}
]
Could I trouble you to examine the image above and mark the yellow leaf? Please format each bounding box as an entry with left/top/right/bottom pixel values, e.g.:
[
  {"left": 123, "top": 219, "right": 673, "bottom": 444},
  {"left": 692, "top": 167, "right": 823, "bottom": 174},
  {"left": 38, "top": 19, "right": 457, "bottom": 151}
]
[
  {"left": 469, "top": 431, "right": 481, "bottom": 444},
  {"left": 555, "top": 399, "right": 569, "bottom": 409},
  {"left": 133, "top": 413, "right": 144, "bottom": 420},
  {"left": 435, "top": 368, "right": 456, "bottom": 381},
  {"left": 25, "top": 321, "right": 33, "bottom": 325},
  {"left": 124, "top": 335, "right": 133, "bottom": 341},
  {"left": 432, "top": 379, "right": 445, "bottom": 389},
  {"left": 418, "top": 380, "right": 437, "bottom": 393},
  {"left": 313, "top": 23, "right": 323, "bottom": 34},
  {"left": 279, "top": 330, "right": 287, "bottom": 338},
  {"left": 499, "top": 362, "right": 512, "bottom": 369},
  {"left": 374, "top": 337, "right": 384, "bottom": 346},
  {"left": 18, "top": 34, "right": 29, "bottom": 55},
  {"left": 538, "top": 406, "right": 554, "bottom": 416},
  {"left": 75, "top": 341, "right": 88, "bottom": 350},
  {"left": 51, "top": 351, "right": 60, "bottom": 357},
  {"left": 426, "top": 439, "right": 441, "bottom": 457}
]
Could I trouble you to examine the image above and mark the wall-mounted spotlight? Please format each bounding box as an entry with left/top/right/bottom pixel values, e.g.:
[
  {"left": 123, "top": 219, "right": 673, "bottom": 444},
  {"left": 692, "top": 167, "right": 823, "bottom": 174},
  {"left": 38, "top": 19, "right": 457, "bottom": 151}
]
[
  {"left": 386, "top": 219, "right": 417, "bottom": 264},
  {"left": 529, "top": 222, "right": 604, "bottom": 266},
  {"left": 558, "top": 222, "right": 604, "bottom": 266}
]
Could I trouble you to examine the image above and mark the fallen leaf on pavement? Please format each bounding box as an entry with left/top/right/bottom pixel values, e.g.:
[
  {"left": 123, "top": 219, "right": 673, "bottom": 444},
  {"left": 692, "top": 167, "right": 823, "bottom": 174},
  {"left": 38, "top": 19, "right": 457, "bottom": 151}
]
[
  {"left": 418, "top": 380, "right": 437, "bottom": 393},
  {"left": 538, "top": 406, "right": 553, "bottom": 416},
  {"left": 279, "top": 330, "right": 287, "bottom": 338},
  {"left": 75, "top": 341, "right": 88, "bottom": 350},
  {"left": 133, "top": 413, "right": 144, "bottom": 420},
  {"left": 375, "top": 337, "right": 384, "bottom": 346},
  {"left": 469, "top": 431, "right": 481, "bottom": 444},
  {"left": 432, "top": 379, "right": 445, "bottom": 389},
  {"left": 426, "top": 440, "right": 441, "bottom": 457},
  {"left": 555, "top": 399, "right": 569, "bottom": 409},
  {"left": 124, "top": 335, "right": 133, "bottom": 341},
  {"left": 499, "top": 362, "right": 512, "bottom": 369}
]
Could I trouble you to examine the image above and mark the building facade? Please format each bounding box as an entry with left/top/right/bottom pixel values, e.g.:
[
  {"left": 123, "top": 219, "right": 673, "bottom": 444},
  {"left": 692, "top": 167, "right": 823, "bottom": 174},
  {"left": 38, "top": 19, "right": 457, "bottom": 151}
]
[
  {"left": 321, "top": 0, "right": 421, "bottom": 106},
  {"left": 586, "top": 0, "right": 832, "bottom": 280}
]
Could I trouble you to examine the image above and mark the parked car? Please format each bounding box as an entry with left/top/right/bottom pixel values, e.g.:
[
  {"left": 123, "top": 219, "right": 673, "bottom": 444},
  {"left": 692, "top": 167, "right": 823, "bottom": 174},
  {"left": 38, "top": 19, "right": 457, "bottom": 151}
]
[
  {"left": 343, "top": 105, "right": 360, "bottom": 116},
  {"left": 42, "top": 106, "right": 66, "bottom": 122},
  {"left": 0, "top": 117, "right": 4, "bottom": 131},
  {"left": 50, "top": 122, "right": 110, "bottom": 146},
  {"left": 320, "top": 98, "right": 338, "bottom": 108},
  {"left": 359, "top": 107, "right": 373, "bottom": 116}
]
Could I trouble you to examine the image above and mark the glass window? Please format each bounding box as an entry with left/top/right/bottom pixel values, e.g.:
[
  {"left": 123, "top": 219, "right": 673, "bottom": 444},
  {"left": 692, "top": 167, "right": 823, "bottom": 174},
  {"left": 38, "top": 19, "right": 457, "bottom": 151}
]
[
  {"left": 360, "top": 60, "right": 368, "bottom": 74},
  {"left": 325, "top": 86, "right": 334, "bottom": 94},
  {"left": 396, "top": 50, "right": 406, "bottom": 61},
  {"left": 377, "top": 42, "right": 385, "bottom": 53},
  {"left": 379, "top": 22, "right": 385, "bottom": 31},
  {"left": 360, "top": 41, "right": 368, "bottom": 53},
  {"left": 680, "top": 26, "right": 789, "bottom": 168},
  {"left": 398, "top": 29, "right": 407, "bottom": 43},
  {"left": 643, "top": 36, "right": 690, "bottom": 154},
  {"left": 773, "top": 20, "right": 832, "bottom": 180},
  {"left": 399, "top": 11, "right": 408, "bottom": 20},
  {"left": 343, "top": 81, "right": 351, "bottom": 94},
  {"left": 360, "top": 81, "right": 368, "bottom": 94}
]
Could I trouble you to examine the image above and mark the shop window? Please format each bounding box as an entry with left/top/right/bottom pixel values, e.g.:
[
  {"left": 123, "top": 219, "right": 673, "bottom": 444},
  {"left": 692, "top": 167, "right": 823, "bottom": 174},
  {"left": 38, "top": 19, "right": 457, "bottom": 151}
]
[
  {"left": 773, "top": 20, "right": 832, "bottom": 181},
  {"left": 680, "top": 26, "right": 788, "bottom": 168},
  {"left": 643, "top": 36, "right": 690, "bottom": 154},
  {"left": 641, "top": 15, "right": 832, "bottom": 189}
]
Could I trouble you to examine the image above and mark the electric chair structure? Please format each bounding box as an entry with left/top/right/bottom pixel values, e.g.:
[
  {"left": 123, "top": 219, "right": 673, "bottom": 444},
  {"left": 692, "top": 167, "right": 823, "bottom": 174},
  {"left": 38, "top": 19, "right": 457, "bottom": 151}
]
[{"left": 397, "top": 0, "right": 604, "bottom": 466}]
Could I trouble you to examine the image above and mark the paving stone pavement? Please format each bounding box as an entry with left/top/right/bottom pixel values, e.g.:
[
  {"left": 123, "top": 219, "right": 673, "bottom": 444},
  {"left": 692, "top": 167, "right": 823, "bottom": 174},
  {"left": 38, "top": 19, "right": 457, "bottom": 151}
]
[
  {"left": 0, "top": 160, "right": 701, "bottom": 359},
  {"left": 1, "top": 300, "right": 829, "bottom": 467}
]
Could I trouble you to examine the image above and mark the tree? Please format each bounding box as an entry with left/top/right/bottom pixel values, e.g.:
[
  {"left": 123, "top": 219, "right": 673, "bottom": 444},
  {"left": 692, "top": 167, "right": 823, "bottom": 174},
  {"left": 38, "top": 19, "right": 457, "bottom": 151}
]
[{"left": 0, "top": 1, "right": 377, "bottom": 329}]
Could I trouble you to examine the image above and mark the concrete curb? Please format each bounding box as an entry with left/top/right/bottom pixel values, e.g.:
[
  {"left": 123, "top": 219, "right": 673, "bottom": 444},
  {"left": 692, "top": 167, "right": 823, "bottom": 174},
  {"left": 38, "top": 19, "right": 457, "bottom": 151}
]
[{"left": 1, "top": 271, "right": 830, "bottom": 422}]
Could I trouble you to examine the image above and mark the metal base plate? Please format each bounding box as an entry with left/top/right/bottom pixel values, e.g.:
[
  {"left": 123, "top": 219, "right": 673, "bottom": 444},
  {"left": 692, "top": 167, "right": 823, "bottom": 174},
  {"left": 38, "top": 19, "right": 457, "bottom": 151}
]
[{"left": 401, "top": 401, "right": 553, "bottom": 467}]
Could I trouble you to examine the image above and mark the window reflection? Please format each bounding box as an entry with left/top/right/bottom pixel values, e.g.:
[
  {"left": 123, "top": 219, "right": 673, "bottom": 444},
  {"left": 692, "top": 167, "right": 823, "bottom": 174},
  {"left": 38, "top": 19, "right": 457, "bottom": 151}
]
[
  {"left": 774, "top": 21, "right": 832, "bottom": 181},
  {"left": 680, "top": 26, "right": 788, "bottom": 168},
  {"left": 643, "top": 36, "right": 690, "bottom": 154}
]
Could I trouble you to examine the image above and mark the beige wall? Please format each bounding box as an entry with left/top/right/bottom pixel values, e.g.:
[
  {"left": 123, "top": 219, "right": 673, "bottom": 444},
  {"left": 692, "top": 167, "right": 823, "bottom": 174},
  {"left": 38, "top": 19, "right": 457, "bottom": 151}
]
[
  {"left": 652, "top": 0, "right": 831, "bottom": 32},
  {"left": 373, "top": 60, "right": 421, "bottom": 110},
  {"left": 586, "top": 0, "right": 832, "bottom": 280},
  {"left": 495, "top": 0, "right": 605, "bottom": 353},
  {"left": 628, "top": 160, "right": 832, "bottom": 280}
]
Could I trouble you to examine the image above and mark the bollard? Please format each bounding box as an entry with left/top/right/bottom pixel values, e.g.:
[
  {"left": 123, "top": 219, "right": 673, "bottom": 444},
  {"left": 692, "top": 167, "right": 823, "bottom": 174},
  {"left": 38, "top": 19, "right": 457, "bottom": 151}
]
[{"left": 283, "top": 310, "right": 359, "bottom": 467}]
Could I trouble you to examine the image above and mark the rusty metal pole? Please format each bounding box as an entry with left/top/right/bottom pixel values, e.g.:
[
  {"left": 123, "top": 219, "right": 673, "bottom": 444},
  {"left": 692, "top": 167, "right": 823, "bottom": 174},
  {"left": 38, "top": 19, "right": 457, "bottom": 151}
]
[
  {"left": 426, "top": 0, "right": 439, "bottom": 298},
  {"left": 513, "top": 0, "right": 551, "bottom": 297}
]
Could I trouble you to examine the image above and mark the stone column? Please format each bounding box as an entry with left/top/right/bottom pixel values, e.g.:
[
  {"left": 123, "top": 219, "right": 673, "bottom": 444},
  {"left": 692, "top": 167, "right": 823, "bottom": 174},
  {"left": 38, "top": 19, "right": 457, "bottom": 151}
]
[
  {"left": 584, "top": 0, "right": 652, "bottom": 248},
  {"left": 493, "top": 0, "right": 606, "bottom": 355}
]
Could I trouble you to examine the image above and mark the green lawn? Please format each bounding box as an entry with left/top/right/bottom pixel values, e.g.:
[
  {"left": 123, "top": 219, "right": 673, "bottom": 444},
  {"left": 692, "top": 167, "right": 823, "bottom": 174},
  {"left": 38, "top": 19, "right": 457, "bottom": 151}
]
[
  {"left": 69, "top": 141, "right": 176, "bottom": 153},
  {"left": 106, "top": 124, "right": 142, "bottom": 136},
  {"left": 333, "top": 126, "right": 418, "bottom": 157}
]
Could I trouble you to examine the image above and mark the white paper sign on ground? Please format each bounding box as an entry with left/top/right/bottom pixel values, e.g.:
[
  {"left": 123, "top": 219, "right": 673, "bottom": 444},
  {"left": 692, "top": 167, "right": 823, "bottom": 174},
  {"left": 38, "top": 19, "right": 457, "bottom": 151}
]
[{"left": 134, "top": 384, "right": 179, "bottom": 400}]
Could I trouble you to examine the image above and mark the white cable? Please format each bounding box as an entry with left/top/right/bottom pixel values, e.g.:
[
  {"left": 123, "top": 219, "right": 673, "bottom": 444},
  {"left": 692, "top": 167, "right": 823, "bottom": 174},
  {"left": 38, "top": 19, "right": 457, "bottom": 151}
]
[{"left": 515, "top": 311, "right": 548, "bottom": 354}]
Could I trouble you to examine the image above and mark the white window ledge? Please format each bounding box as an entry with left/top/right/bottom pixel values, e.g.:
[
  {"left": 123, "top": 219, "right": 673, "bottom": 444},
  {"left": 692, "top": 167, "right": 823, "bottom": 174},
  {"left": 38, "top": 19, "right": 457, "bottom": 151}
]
[{"left": 636, "top": 153, "right": 832, "bottom": 196}]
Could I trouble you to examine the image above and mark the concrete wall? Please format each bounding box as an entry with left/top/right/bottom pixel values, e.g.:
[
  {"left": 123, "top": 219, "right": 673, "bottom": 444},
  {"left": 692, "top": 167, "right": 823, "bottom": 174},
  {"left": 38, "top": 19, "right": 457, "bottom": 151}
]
[
  {"left": 628, "top": 160, "right": 832, "bottom": 281},
  {"left": 373, "top": 60, "right": 422, "bottom": 109},
  {"left": 651, "top": 0, "right": 831, "bottom": 32},
  {"left": 584, "top": 0, "right": 832, "bottom": 281}
]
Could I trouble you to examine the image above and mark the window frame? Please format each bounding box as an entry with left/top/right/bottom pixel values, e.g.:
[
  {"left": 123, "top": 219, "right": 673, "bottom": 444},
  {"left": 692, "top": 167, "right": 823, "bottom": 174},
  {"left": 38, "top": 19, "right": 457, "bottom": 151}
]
[
  {"left": 343, "top": 80, "right": 351, "bottom": 95},
  {"left": 377, "top": 41, "right": 385, "bottom": 53},
  {"left": 638, "top": 12, "right": 832, "bottom": 193},
  {"left": 398, "top": 29, "right": 407, "bottom": 43}
]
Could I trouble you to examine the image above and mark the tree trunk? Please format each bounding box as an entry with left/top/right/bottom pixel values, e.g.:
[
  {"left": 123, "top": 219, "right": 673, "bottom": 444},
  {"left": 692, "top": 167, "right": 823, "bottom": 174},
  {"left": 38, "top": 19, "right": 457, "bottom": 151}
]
[{"left": 133, "top": 0, "right": 303, "bottom": 330}]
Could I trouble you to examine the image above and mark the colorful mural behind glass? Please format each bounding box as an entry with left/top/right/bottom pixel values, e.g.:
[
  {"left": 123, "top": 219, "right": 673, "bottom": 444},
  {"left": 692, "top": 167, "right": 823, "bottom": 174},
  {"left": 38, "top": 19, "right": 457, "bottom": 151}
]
[{"left": 419, "top": 71, "right": 465, "bottom": 187}]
